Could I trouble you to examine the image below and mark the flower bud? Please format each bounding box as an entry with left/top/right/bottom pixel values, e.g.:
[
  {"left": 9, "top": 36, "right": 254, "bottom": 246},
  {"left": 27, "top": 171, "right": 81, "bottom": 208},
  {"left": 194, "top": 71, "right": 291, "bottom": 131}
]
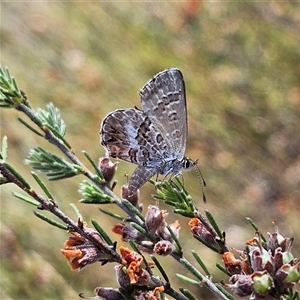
[
  {"left": 115, "top": 261, "right": 151, "bottom": 287},
  {"left": 99, "top": 157, "right": 117, "bottom": 183},
  {"left": 121, "top": 184, "right": 140, "bottom": 207},
  {"left": 251, "top": 270, "right": 273, "bottom": 295},
  {"left": 249, "top": 247, "right": 272, "bottom": 272},
  {"left": 281, "top": 238, "right": 295, "bottom": 264},
  {"left": 95, "top": 287, "right": 126, "bottom": 300},
  {"left": 275, "top": 262, "right": 300, "bottom": 287},
  {"left": 115, "top": 265, "right": 131, "bottom": 288},
  {"left": 156, "top": 219, "right": 180, "bottom": 242},
  {"left": 222, "top": 252, "right": 242, "bottom": 275},
  {"left": 154, "top": 240, "right": 174, "bottom": 256},
  {"left": 282, "top": 263, "right": 300, "bottom": 284},
  {"left": 61, "top": 229, "right": 115, "bottom": 270},
  {"left": 145, "top": 205, "right": 166, "bottom": 235},
  {"left": 112, "top": 223, "right": 144, "bottom": 242},
  {"left": 227, "top": 274, "right": 253, "bottom": 297},
  {"left": 169, "top": 220, "right": 181, "bottom": 239},
  {"left": 189, "top": 218, "right": 218, "bottom": 247}
]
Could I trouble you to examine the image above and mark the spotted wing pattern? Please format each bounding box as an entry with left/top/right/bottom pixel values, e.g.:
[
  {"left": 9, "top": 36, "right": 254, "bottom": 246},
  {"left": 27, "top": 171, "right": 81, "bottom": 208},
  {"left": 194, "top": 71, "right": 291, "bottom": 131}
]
[
  {"left": 100, "top": 108, "right": 168, "bottom": 196},
  {"left": 100, "top": 68, "right": 190, "bottom": 196},
  {"left": 100, "top": 108, "right": 170, "bottom": 167},
  {"left": 139, "top": 68, "right": 187, "bottom": 159}
]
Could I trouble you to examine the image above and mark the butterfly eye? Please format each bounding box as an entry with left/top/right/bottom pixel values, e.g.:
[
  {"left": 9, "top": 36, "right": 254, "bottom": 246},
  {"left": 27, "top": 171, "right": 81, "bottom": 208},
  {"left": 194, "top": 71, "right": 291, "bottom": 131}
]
[
  {"left": 183, "top": 158, "right": 192, "bottom": 169},
  {"left": 185, "top": 160, "right": 191, "bottom": 168}
]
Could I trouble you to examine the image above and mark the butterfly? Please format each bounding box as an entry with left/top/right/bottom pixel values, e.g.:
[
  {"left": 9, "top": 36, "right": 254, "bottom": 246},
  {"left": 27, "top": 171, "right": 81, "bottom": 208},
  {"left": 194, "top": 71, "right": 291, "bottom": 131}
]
[{"left": 100, "top": 68, "right": 198, "bottom": 197}]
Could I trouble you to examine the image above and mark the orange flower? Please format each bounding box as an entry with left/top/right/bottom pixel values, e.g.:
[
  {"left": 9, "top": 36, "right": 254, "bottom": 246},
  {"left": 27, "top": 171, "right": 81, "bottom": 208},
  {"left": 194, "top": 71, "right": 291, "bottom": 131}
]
[
  {"left": 116, "top": 247, "right": 152, "bottom": 287},
  {"left": 61, "top": 229, "right": 118, "bottom": 270}
]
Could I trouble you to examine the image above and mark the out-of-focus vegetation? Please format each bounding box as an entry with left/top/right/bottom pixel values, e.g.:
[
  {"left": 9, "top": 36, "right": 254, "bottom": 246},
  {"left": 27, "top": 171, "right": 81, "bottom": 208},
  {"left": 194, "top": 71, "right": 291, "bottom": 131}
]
[{"left": 1, "top": 2, "right": 299, "bottom": 299}]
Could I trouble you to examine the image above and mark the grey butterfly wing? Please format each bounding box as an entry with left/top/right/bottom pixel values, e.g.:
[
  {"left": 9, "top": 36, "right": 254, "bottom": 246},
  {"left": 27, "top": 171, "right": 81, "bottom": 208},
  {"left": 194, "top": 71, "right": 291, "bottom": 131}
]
[
  {"left": 139, "top": 68, "right": 187, "bottom": 159},
  {"left": 100, "top": 108, "right": 169, "bottom": 168}
]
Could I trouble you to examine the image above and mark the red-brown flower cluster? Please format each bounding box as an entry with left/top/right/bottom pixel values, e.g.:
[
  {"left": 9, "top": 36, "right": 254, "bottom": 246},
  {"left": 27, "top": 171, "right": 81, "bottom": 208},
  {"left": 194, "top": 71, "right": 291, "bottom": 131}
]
[
  {"left": 93, "top": 247, "right": 164, "bottom": 299},
  {"left": 189, "top": 218, "right": 218, "bottom": 247},
  {"left": 222, "top": 224, "right": 299, "bottom": 299},
  {"left": 112, "top": 205, "right": 180, "bottom": 256},
  {"left": 61, "top": 228, "right": 118, "bottom": 270},
  {"left": 117, "top": 246, "right": 154, "bottom": 286}
]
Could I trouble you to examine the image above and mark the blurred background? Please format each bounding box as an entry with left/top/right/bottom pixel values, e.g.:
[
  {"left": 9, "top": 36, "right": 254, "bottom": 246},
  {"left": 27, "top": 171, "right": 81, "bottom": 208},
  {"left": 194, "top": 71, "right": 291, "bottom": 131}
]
[{"left": 1, "top": 2, "right": 300, "bottom": 299}]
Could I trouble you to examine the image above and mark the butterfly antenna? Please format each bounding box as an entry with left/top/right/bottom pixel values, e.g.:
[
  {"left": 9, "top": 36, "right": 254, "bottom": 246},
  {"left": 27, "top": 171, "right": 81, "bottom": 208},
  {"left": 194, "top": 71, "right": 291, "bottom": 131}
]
[{"left": 194, "top": 163, "right": 207, "bottom": 203}]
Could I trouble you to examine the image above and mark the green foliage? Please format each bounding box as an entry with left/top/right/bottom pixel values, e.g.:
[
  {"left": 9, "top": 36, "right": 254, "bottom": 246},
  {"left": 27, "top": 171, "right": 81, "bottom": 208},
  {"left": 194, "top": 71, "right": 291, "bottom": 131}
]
[
  {"left": 31, "top": 171, "right": 55, "bottom": 199},
  {"left": 26, "top": 146, "right": 79, "bottom": 180},
  {"left": 91, "top": 219, "right": 114, "bottom": 246},
  {"left": 82, "top": 150, "right": 104, "bottom": 180},
  {"left": 34, "top": 211, "right": 68, "bottom": 230},
  {"left": 79, "top": 180, "right": 113, "bottom": 204},
  {"left": 191, "top": 250, "right": 211, "bottom": 277},
  {"left": 12, "top": 191, "right": 39, "bottom": 206},
  {"left": 246, "top": 217, "right": 267, "bottom": 243},
  {"left": 0, "top": 66, "right": 22, "bottom": 105},
  {"left": 153, "top": 178, "right": 196, "bottom": 217},
  {"left": 37, "top": 102, "right": 67, "bottom": 138},
  {"left": 1, "top": 2, "right": 299, "bottom": 300}
]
